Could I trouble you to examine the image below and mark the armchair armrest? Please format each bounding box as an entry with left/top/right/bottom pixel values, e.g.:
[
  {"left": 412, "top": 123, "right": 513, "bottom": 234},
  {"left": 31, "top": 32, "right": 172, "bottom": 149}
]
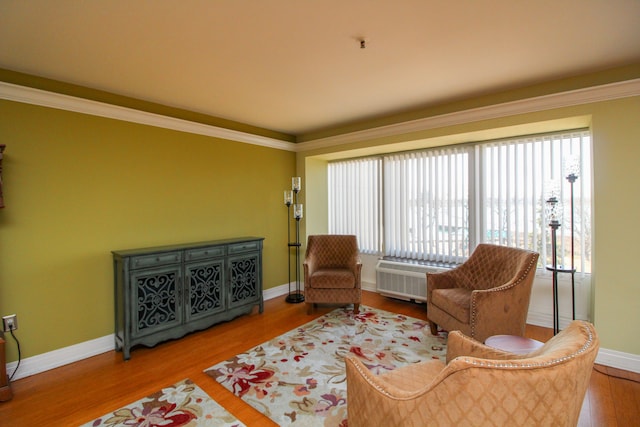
[
  {"left": 426, "top": 270, "right": 457, "bottom": 301},
  {"left": 470, "top": 277, "right": 533, "bottom": 341},
  {"left": 303, "top": 247, "right": 320, "bottom": 275}
]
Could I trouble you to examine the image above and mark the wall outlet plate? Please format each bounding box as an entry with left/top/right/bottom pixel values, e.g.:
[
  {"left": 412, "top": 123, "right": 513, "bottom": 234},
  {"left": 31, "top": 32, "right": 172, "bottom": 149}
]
[{"left": 2, "top": 314, "right": 17, "bottom": 332}]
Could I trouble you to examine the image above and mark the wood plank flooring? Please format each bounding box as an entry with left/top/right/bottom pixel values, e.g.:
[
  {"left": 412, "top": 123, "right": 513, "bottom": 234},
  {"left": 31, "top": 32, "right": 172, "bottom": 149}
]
[{"left": 1, "top": 291, "right": 638, "bottom": 426}]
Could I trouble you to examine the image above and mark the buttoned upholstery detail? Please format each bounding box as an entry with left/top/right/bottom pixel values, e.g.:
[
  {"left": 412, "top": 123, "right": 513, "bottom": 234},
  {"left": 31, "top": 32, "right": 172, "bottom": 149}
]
[
  {"left": 346, "top": 320, "right": 599, "bottom": 427},
  {"left": 303, "top": 234, "right": 362, "bottom": 314},
  {"left": 427, "top": 243, "right": 539, "bottom": 342}
]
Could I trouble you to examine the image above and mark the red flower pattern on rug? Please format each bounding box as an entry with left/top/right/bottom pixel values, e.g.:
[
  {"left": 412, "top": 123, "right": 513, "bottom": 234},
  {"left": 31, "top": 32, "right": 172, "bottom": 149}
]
[
  {"left": 80, "top": 378, "right": 245, "bottom": 427},
  {"left": 205, "top": 305, "right": 447, "bottom": 426}
]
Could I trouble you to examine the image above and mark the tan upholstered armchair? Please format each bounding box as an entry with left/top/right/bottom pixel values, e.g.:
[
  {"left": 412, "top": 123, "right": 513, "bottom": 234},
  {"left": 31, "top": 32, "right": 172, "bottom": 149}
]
[
  {"left": 303, "top": 234, "right": 362, "bottom": 315},
  {"left": 427, "top": 243, "right": 539, "bottom": 342},
  {"left": 346, "top": 320, "right": 599, "bottom": 427}
]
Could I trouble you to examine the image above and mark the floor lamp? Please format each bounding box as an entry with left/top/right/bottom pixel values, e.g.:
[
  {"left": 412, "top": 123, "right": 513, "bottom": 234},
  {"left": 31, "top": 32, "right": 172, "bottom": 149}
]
[
  {"left": 546, "top": 155, "right": 580, "bottom": 334},
  {"left": 545, "top": 193, "right": 562, "bottom": 335},
  {"left": 284, "top": 177, "right": 305, "bottom": 303},
  {"left": 565, "top": 157, "right": 580, "bottom": 321}
]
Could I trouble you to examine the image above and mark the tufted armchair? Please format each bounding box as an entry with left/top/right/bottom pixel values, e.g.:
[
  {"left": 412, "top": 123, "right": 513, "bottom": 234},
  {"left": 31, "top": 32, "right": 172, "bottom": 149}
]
[
  {"left": 346, "top": 320, "right": 599, "bottom": 427},
  {"left": 303, "top": 234, "right": 362, "bottom": 315},
  {"left": 427, "top": 243, "right": 539, "bottom": 343}
]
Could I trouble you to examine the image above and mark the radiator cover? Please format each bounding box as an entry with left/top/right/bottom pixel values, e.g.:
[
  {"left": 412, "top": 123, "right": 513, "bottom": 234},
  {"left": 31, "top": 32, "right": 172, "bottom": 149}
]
[{"left": 375, "top": 260, "right": 449, "bottom": 302}]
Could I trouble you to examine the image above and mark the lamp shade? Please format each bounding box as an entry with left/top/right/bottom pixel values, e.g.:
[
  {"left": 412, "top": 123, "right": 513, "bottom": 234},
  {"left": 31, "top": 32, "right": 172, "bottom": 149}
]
[
  {"left": 284, "top": 190, "right": 293, "bottom": 206},
  {"left": 545, "top": 196, "right": 561, "bottom": 225},
  {"left": 565, "top": 154, "right": 580, "bottom": 183},
  {"left": 292, "top": 177, "right": 301, "bottom": 192}
]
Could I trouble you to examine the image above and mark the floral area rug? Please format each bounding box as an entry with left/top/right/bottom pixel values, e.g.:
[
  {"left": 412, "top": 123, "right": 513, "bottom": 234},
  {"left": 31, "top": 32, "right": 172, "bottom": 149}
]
[
  {"left": 80, "top": 378, "right": 245, "bottom": 427},
  {"left": 204, "top": 305, "right": 447, "bottom": 426}
]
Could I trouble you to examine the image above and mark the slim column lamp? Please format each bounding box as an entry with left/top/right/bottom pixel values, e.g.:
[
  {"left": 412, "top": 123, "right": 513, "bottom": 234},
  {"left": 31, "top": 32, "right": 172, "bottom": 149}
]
[
  {"left": 284, "top": 177, "right": 305, "bottom": 303},
  {"left": 545, "top": 188, "right": 562, "bottom": 335},
  {"left": 565, "top": 156, "right": 580, "bottom": 321}
]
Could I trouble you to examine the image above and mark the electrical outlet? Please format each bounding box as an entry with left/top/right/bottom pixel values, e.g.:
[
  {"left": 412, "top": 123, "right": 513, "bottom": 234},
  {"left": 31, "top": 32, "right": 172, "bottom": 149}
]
[{"left": 2, "top": 314, "right": 18, "bottom": 332}]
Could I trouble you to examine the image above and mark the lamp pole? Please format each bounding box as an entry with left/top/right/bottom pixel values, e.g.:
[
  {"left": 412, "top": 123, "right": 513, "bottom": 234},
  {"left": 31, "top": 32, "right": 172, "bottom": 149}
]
[
  {"left": 545, "top": 191, "right": 561, "bottom": 335},
  {"left": 566, "top": 172, "right": 578, "bottom": 320}
]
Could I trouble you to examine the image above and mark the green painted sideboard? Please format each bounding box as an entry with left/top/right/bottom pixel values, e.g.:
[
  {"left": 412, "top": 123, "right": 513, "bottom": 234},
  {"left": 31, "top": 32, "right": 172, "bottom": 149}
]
[{"left": 112, "top": 237, "right": 264, "bottom": 360}]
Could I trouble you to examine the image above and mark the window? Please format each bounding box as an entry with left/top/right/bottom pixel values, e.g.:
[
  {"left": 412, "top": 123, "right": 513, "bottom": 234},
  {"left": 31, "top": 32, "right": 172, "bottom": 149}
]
[{"left": 328, "top": 129, "right": 592, "bottom": 274}]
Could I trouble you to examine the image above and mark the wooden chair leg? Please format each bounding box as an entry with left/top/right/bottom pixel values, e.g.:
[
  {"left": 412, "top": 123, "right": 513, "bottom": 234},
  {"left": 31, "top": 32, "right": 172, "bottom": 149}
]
[
  {"left": 429, "top": 320, "right": 438, "bottom": 336},
  {"left": 353, "top": 303, "right": 360, "bottom": 314},
  {"left": 306, "top": 303, "right": 313, "bottom": 315}
]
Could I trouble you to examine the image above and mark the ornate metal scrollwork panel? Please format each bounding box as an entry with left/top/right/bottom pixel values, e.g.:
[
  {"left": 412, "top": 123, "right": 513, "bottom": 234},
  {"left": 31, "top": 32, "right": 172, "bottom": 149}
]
[
  {"left": 188, "top": 263, "right": 223, "bottom": 315},
  {"left": 230, "top": 257, "right": 258, "bottom": 304},
  {"left": 135, "top": 271, "right": 179, "bottom": 332}
]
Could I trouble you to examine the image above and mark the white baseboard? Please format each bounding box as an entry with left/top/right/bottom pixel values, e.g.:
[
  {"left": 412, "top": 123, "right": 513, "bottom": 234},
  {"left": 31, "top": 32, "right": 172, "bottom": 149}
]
[
  {"left": 5, "top": 284, "right": 639, "bottom": 381},
  {"left": 594, "top": 348, "right": 640, "bottom": 373},
  {"left": 263, "top": 282, "right": 290, "bottom": 300},
  {"left": 6, "top": 334, "right": 115, "bottom": 381}
]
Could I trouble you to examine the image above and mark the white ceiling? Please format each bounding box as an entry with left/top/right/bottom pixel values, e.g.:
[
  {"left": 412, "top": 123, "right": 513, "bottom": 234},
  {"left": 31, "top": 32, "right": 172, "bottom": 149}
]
[{"left": 1, "top": 1, "right": 639, "bottom": 137}]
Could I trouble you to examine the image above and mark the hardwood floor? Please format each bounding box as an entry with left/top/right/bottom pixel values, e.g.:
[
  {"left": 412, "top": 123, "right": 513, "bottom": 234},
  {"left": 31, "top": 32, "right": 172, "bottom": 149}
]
[{"left": 1, "top": 291, "right": 638, "bottom": 426}]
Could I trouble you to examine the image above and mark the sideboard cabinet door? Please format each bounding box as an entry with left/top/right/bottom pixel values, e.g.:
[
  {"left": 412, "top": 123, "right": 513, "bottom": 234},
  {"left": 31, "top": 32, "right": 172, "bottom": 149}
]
[
  {"left": 131, "top": 265, "right": 183, "bottom": 338},
  {"left": 185, "top": 258, "right": 226, "bottom": 321},
  {"left": 229, "top": 253, "right": 261, "bottom": 310}
]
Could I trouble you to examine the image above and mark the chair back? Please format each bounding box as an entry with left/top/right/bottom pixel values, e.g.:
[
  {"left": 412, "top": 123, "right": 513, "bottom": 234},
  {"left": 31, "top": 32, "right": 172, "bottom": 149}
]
[
  {"left": 441, "top": 320, "right": 599, "bottom": 426},
  {"left": 454, "top": 243, "right": 539, "bottom": 291},
  {"left": 305, "top": 235, "right": 359, "bottom": 269}
]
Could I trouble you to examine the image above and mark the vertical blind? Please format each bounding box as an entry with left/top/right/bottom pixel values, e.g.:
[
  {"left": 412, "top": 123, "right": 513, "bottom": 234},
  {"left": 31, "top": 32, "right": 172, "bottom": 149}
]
[
  {"left": 384, "top": 147, "right": 469, "bottom": 264},
  {"left": 328, "top": 157, "right": 381, "bottom": 254},
  {"left": 479, "top": 131, "right": 592, "bottom": 274},
  {"left": 328, "top": 129, "right": 591, "bottom": 273}
]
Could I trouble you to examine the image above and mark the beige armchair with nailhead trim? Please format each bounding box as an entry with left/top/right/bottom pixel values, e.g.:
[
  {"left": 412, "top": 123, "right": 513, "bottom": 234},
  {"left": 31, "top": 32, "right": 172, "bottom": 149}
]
[
  {"left": 426, "top": 243, "right": 539, "bottom": 343},
  {"left": 346, "top": 320, "right": 599, "bottom": 427}
]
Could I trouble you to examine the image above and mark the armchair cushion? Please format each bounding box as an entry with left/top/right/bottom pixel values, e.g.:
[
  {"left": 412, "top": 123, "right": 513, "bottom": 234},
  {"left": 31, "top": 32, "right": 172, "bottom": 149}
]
[
  {"left": 430, "top": 288, "right": 471, "bottom": 323},
  {"left": 306, "top": 268, "right": 356, "bottom": 289}
]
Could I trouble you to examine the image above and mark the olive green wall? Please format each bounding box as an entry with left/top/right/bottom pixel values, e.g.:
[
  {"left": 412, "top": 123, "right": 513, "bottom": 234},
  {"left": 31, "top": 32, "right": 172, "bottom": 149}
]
[
  {"left": 299, "top": 95, "right": 640, "bottom": 357},
  {"left": 0, "top": 100, "right": 296, "bottom": 361}
]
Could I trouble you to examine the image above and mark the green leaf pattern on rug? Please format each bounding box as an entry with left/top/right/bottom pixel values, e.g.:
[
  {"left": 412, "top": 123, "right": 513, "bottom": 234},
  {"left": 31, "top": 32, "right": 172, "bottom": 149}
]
[{"left": 205, "top": 305, "right": 447, "bottom": 426}]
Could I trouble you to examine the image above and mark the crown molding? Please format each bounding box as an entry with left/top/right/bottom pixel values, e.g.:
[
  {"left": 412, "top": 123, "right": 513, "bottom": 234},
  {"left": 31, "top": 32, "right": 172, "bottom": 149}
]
[
  {"left": 2, "top": 79, "right": 639, "bottom": 154},
  {"left": 0, "top": 81, "right": 296, "bottom": 152},
  {"left": 296, "top": 78, "right": 640, "bottom": 152}
]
